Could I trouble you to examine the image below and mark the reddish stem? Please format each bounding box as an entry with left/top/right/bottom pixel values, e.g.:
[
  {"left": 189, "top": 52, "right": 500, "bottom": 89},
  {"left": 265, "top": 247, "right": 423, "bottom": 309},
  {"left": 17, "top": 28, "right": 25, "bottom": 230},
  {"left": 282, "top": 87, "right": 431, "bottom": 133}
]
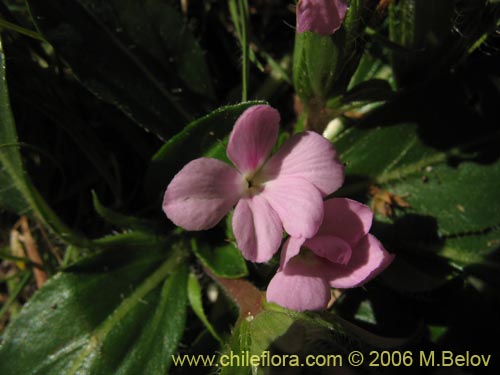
[{"left": 204, "top": 267, "right": 264, "bottom": 320}]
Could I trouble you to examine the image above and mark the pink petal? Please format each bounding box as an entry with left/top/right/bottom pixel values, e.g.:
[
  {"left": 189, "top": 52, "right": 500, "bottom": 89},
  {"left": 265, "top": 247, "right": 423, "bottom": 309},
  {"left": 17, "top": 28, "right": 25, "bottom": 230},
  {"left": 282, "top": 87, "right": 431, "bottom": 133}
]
[
  {"left": 267, "top": 261, "right": 331, "bottom": 311},
  {"left": 328, "top": 234, "right": 395, "bottom": 289},
  {"left": 262, "top": 131, "right": 344, "bottom": 196},
  {"left": 232, "top": 195, "right": 283, "bottom": 263},
  {"left": 226, "top": 105, "right": 280, "bottom": 175},
  {"left": 279, "top": 236, "right": 306, "bottom": 269},
  {"left": 262, "top": 176, "right": 324, "bottom": 239},
  {"left": 296, "top": 0, "right": 349, "bottom": 36},
  {"left": 163, "top": 158, "right": 243, "bottom": 230},
  {"left": 304, "top": 235, "right": 352, "bottom": 265},
  {"left": 318, "top": 198, "right": 373, "bottom": 247}
]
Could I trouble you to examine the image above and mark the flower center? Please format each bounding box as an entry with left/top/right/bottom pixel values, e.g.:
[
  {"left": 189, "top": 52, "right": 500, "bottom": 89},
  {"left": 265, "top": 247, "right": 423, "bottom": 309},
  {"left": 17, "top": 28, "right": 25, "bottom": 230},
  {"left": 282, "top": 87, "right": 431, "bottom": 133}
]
[{"left": 243, "top": 170, "right": 267, "bottom": 196}]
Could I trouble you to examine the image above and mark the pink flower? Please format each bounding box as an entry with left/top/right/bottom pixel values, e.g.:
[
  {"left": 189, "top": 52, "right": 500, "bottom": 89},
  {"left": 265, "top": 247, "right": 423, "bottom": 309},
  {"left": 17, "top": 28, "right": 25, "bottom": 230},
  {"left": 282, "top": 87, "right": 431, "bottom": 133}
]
[
  {"left": 266, "top": 198, "right": 395, "bottom": 311},
  {"left": 163, "top": 105, "right": 344, "bottom": 262},
  {"left": 296, "top": 0, "right": 349, "bottom": 36}
]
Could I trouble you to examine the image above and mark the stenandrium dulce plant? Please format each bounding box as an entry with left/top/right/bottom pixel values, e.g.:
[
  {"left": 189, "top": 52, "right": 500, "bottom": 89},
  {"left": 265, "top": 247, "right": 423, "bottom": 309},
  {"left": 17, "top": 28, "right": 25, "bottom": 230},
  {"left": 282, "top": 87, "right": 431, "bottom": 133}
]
[
  {"left": 163, "top": 104, "right": 394, "bottom": 311},
  {"left": 3, "top": 0, "right": 499, "bottom": 371}
]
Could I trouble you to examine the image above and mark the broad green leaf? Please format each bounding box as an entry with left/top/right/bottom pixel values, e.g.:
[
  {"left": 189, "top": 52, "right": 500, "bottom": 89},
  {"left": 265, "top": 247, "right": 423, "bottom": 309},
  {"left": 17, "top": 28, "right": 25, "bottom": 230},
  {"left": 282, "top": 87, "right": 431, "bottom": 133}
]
[
  {"left": 334, "top": 121, "right": 500, "bottom": 267},
  {"left": 220, "top": 312, "right": 294, "bottom": 375},
  {"left": 441, "top": 228, "right": 500, "bottom": 267},
  {"left": 248, "top": 310, "right": 297, "bottom": 355},
  {"left": 220, "top": 306, "right": 411, "bottom": 374},
  {"left": 0, "top": 36, "right": 88, "bottom": 246},
  {"left": 0, "top": 233, "right": 189, "bottom": 375},
  {"left": 145, "top": 101, "right": 265, "bottom": 197},
  {"left": 219, "top": 318, "right": 252, "bottom": 375},
  {"left": 187, "top": 272, "right": 223, "bottom": 344},
  {"left": 192, "top": 239, "right": 248, "bottom": 279},
  {"left": 27, "top": 0, "right": 214, "bottom": 140}
]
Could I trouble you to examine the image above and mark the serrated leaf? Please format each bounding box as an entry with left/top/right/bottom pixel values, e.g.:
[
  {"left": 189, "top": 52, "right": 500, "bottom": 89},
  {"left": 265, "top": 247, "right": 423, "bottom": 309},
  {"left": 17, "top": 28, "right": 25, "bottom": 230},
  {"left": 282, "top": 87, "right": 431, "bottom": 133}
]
[
  {"left": 0, "top": 233, "right": 189, "bottom": 375},
  {"left": 192, "top": 240, "right": 248, "bottom": 279},
  {"left": 27, "top": 0, "right": 214, "bottom": 140}
]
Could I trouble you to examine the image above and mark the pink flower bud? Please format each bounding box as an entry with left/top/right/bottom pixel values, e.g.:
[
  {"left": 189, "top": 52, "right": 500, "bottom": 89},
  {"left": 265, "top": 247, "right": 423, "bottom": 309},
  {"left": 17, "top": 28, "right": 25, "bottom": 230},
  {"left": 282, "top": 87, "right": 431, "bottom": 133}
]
[{"left": 296, "top": 0, "right": 349, "bottom": 36}]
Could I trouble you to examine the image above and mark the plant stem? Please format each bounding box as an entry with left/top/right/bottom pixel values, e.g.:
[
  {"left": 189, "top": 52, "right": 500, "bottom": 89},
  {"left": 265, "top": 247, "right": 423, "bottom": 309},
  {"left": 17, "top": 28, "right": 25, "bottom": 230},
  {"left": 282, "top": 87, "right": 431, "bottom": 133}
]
[{"left": 239, "top": 0, "right": 249, "bottom": 101}]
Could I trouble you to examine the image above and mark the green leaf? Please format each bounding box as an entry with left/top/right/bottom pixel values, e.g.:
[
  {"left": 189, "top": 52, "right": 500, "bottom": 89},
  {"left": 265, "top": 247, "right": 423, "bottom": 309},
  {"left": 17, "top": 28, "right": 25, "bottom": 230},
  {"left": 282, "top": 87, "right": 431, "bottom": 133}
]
[
  {"left": 145, "top": 101, "right": 265, "bottom": 197},
  {"left": 247, "top": 310, "right": 297, "bottom": 355},
  {"left": 293, "top": 0, "right": 369, "bottom": 132},
  {"left": 26, "top": 0, "right": 214, "bottom": 140},
  {"left": 220, "top": 312, "right": 295, "bottom": 375},
  {"left": 293, "top": 0, "right": 366, "bottom": 103},
  {"left": 0, "top": 36, "right": 89, "bottom": 247},
  {"left": 221, "top": 307, "right": 405, "bottom": 374},
  {"left": 293, "top": 31, "right": 343, "bottom": 101},
  {"left": 192, "top": 239, "right": 248, "bottom": 279},
  {"left": 219, "top": 318, "right": 252, "bottom": 375},
  {"left": 187, "top": 272, "right": 223, "bottom": 344},
  {"left": 0, "top": 233, "right": 189, "bottom": 375},
  {"left": 334, "top": 121, "right": 500, "bottom": 267}
]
